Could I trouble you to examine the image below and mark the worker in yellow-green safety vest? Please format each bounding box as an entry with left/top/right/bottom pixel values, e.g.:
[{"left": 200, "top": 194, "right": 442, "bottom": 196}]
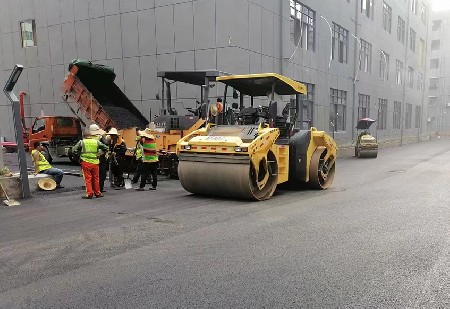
[
  {"left": 72, "top": 129, "right": 109, "bottom": 199},
  {"left": 135, "top": 128, "right": 159, "bottom": 191},
  {"left": 88, "top": 124, "right": 108, "bottom": 193},
  {"left": 31, "top": 141, "right": 64, "bottom": 188},
  {"left": 132, "top": 128, "right": 144, "bottom": 184}
]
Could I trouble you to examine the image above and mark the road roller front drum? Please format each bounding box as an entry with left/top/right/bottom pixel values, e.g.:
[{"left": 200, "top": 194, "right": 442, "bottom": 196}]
[{"left": 178, "top": 151, "right": 279, "bottom": 201}]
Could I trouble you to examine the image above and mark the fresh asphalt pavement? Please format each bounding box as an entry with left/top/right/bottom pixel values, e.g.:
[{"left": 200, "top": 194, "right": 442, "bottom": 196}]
[{"left": 0, "top": 139, "right": 449, "bottom": 308}]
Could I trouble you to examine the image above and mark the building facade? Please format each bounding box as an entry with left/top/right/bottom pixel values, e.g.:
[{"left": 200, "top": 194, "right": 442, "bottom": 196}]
[
  {"left": 0, "top": 0, "right": 431, "bottom": 146},
  {"left": 428, "top": 9, "right": 450, "bottom": 135}
]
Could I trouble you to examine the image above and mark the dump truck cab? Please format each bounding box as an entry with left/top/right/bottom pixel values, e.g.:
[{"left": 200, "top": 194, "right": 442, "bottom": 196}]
[
  {"left": 28, "top": 116, "right": 82, "bottom": 162},
  {"left": 177, "top": 73, "right": 337, "bottom": 200}
]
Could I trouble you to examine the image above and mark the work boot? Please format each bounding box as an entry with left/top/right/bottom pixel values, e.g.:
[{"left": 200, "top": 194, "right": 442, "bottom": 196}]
[
  {"left": 135, "top": 187, "right": 145, "bottom": 191},
  {"left": 95, "top": 194, "right": 104, "bottom": 198},
  {"left": 149, "top": 187, "right": 156, "bottom": 191},
  {"left": 82, "top": 195, "right": 93, "bottom": 199}
]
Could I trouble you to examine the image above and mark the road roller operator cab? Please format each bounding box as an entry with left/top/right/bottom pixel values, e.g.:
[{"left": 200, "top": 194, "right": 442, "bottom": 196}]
[
  {"left": 355, "top": 118, "right": 378, "bottom": 158},
  {"left": 176, "top": 73, "right": 337, "bottom": 201}
]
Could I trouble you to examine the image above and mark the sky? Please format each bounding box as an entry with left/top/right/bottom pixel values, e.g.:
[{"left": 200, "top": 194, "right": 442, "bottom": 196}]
[{"left": 432, "top": 0, "right": 450, "bottom": 11}]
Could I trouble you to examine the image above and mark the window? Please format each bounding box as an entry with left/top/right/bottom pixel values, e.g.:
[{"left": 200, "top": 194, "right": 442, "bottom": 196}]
[
  {"left": 429, "top": 77, "right": 439, "bottom": 89},
  {"left": 396, "top": 60, "right": 403, "bottom": 85},
  {"left": 330, "top": 88, "right": 347, "bottom": 132},
  {"left": 417, "top": 72, "right": 423, "bottom": 91},
  {"left": 408, "top": 67, "right": 414, "bottom": 89},
  {"left": 378, "top": 98, "right": 387, "bottom": 130},
  {"left": 383, "top": 2, "right": 392, "bottom": 33},
  {"left": 20, "top": 20, "right": 37, "bottom": 47},
  {"left": 421, "top": 3, "right": 427, "bottom": 24},
  {"left": 428, "top": 96, "right": 437, "bottom": 106},
  {"left": 32, "top": 118, "right": 46, "bottom": 133},
  {"left": 430, "top": 58, "right": 439, "bottom": 69},
  {"left": 411, "top": 0, "right": 418, "bottom": 14},
  {"left": 397, "top": 17, "right": 405, "bottom": 44},
  {"left": 290, "top": 1, "right": 315, "bottom": 51},
  {"left": 419, "top": 38, "right": 426, "bottom": 68},
  {"left": 56, "top": 117, "right": 74, "bottom": 127},
  {"left": 332, "top": 23, "right": 349, "bottom": 64},
  {"left": 415, "top": 106, "right": 421, "bottom": 128},
  {"left": 380, "top": 51, "right": 389, "bottom": 80},
  {"left": 361, "top": 0, "right": 374, "bottom": 19},
  {"left": 432, "top": 20, "right": 442, "bottom": 31},
  {"left": 393, "top": 101, "right": 402, "bottom": 129},
  {"left": 360, "top": 39, "right": 372, "bottom": 72},
  {"left": 405, "top": 103, "right": 412, "bottom": 129},
  {"left": 298, "top": 82, "right": 315, "bottom": 129},
  {"left": 431, "top": 40, "right": 440, "bottom": 50},
  {"left": 409, "top": 28, "right": 416, "bottom": 52},
  {"left": 358, "top": 94, "right": 370, "bottom": 119}
]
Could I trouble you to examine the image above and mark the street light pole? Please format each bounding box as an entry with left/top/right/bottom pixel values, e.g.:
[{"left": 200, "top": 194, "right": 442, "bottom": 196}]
[{"left": 3, "top": 65, "right": 30, "bottom": 199}]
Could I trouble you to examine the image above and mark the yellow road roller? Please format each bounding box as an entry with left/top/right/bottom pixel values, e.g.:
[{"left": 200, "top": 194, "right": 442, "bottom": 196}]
[
  {"left": 176, "top": 73, "right": 337, "bottom": 200},
  {"left": 355, "top": 118, "right": 378, "bottom": 158}
]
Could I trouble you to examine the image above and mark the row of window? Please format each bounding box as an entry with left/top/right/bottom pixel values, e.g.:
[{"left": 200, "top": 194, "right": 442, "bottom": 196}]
[
  {"left": 362, "top": 0, "right": 426, "bottom": 23},
  {"left": 290, "top": 0, "right": 427, "bottom": 55},
  {"left": 290, "top": 1, "right": 426, "bottom": 83},
  {"left": 330, "top": 88, "right": 422, "bottom": 131},
  {"left": 379, "top": 53, "right": 423, "bottom": 90}
]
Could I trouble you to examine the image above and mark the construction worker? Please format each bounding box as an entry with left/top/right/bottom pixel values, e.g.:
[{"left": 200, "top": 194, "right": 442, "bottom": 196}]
[
  {"left": 72, "top": 129, "right": 109, "bottom": 199},
  {"left": 88, "top": 124, "right": 108, "bottom": 192},
  {"left": 107, "top": 127, "right": 127, "bottom": 190},
  {"left": 135, "top": 128, "right": 158, "bottom": 191},
  {"left": 131, "top": 128, "right": 143, "bottom": 184},
  {"left": 31, "top": 141, "right": 64, "bottom": 188}
]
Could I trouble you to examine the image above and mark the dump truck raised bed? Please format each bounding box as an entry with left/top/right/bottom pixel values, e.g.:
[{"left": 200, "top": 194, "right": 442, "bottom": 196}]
[
  {"left": 176, "top": 73, "right": 337, "bottom": 201},
  {"left": 61, "top": 60, "right": 149, "bottom": 131},
  {"left": 61, "top": 60, "right": 149, "bottom": 166}
]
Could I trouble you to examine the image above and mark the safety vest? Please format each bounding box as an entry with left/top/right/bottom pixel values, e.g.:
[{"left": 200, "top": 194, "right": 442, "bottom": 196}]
[
  {"left": 80, "top": 138, "right": 100, "bottom": 164},
  {"left": 31, "top": 149, "right": 52, "bottom": 172},
  {"left": 136, "top": 142, "right": 143, "bottom": 160},
  {"left": 142, "top": 137, "right": 158, "bottom": 163}
]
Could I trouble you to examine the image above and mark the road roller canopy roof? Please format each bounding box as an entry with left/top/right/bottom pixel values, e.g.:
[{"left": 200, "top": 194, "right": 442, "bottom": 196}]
[
  {"left": 157, "top": 70, "right": 221, "bottom": 86},
  {"left": 356, "top": 118, "right": 376, "bottom": 130},
  {"left": 216, "top": 73, "right": 307, "bottom": 96}
]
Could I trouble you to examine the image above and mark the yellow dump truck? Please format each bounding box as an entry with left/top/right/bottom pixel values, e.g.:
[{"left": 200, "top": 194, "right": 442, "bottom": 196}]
[{"left": 176, "top": 73, "right": 337, "bottom": 200}]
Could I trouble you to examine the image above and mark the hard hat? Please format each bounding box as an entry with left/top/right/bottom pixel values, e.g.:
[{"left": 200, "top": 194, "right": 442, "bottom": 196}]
[
  {"left": 138, "top": 128, "right": 155, "bottom": 139},
  {"left": 89, "top": 124, "right": 105, "bottom": 136},
  {"left": 38, "top": 178, "right": 57, "bottom": 191},
  {"left": 107, "top": 127, "right": 119, "bottom": 135}
]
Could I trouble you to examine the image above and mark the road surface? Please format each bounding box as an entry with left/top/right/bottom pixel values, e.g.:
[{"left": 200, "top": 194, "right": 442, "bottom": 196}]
[{"left": 0, "top": 139, "right": 449, "bottom": 308}]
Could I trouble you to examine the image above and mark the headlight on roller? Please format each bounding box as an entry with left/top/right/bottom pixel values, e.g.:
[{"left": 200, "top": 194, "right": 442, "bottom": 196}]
[{"left": 235, "top": 147, "right": 248, "bottom": 152}]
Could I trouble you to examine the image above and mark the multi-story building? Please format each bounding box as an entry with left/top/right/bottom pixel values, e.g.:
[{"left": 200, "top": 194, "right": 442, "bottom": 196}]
[
  {"left": 0, "top": 0, "right": 431, "bottom": 146},
  {"left": 428, "top": 9, "right": 450, "bottom": 135}
]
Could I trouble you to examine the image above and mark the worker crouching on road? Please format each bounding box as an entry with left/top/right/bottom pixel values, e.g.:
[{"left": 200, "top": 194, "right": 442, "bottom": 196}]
[
  {"left": 31, "top": 141, "right": 64, "bottom": 189},
  {"left": 107, "top": 127, "right": 127, "bottom": 190},
  {"left": 72, "top": 129, "right": 109, "bottom": 199},
  {"left": 135, "top": 128, "right": 158, "bottom": 191}
]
